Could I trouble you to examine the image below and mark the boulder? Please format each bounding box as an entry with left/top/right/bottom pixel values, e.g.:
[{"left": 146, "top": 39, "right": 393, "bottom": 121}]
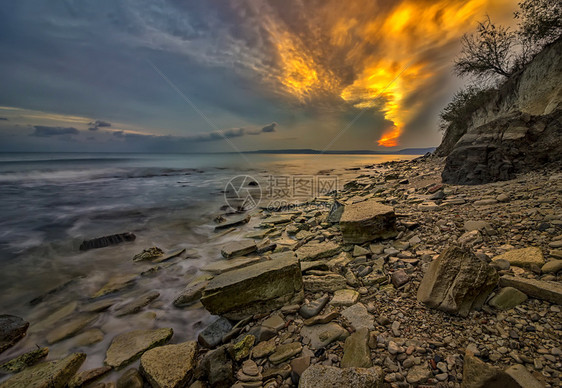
[
  {"left": 339, "top": 199, "right": 397, "bottom": 243},
  {"left": 492, "top": 247, "right": 544, "bottom": 269},
  {"left": 499, "top": 276, "right": 562, "bottom": 305},
  {"left": 221, "top": 240, "right": 257, "bottom": 259},
  {"left": 489, "top": 287, "right": 528, "bottom": 310},
  {"left": 105, "top": 328, "right": 173, "bottom": 368},
  {"left": 299, "top": 365, "right": 384, "bottom": 388},
  {"left": 79, "top": 232, "right": 136, "bottom": 251},
  {"left": 201, "top": 252, "right": 303, "bottom": 320},
  {"left": 0, "top": 353, "right": 85, "bottom": 388},
  {"left": 417, "top": 246, "right": 499, "bottom": 316},
  {"left": 341, "top": 327, "right": 371, "bottom": 368},
  {"left": 296, "top": 241, "right": 341, "bottom": 261},
  {"left": 139, "top": 341, "right": 198, "bottom": 388},
  {"left": 0, "top": 315, "right": 29, "bottom": 353}
]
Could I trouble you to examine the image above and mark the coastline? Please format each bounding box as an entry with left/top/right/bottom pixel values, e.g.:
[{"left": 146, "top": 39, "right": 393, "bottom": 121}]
[{"left": 1, "top": 155, "right": 560, "bottom": 387}]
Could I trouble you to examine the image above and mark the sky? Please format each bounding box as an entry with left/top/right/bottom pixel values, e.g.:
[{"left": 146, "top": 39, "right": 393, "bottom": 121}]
[{"left": 0, "top": 0, "right": 519, "bottom": 153}]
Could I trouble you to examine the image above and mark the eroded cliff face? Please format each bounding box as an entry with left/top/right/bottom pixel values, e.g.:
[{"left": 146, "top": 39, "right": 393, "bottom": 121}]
[{"left": 440, "top": 38, "right": 562, "bottom": 184}]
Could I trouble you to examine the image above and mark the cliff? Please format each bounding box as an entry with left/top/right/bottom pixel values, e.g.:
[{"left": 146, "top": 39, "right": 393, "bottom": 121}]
[{"left": 439, "top": 37, "right": 562, "bottom": 184}]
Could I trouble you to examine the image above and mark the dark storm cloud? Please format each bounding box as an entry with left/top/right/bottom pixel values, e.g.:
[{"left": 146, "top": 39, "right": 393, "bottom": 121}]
[
  {"left": 88, "top": 120, "right": 111, "bottom": 131},
  {"left": 260, "top": 122, "right": 277, "bottom": 133},
  {"left": 30, "top": 126, "right": 79, "bottom": 137}
]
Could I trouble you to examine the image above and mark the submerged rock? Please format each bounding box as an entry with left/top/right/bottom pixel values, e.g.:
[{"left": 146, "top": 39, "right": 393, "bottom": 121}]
[
  {"left": 0, "top": 347, "right": 49, "bottom": 374},
  {"left": 115, "top": 291, "right": 160, "bottom": 317},
  {"left": 339, "top": 199, "right": 397, "bottom": 244},
  {"left": 46, "top": 314, "right": 97, "bottom": 344},
  {"left": 79, "top": 232, "right": 136, "bottom": 251},
  {"left": 0, "top": 352, "right": 85, "bottom": 388},
  {"left": 68, "top": 366, "right": 112, "bottom": 388},
  {"left": 417, "top": 246, "right": 499, "bottom": 316},
  {"left": 299, "top": 365, "right": 384, "bottom": 388},
  {"left": 104, "top": 328, "right": 173, "bottom": 368},
  {"left": 139, "top": 341, "right": 198, "bottom": 388},
  {"left": 173, "top": 278, "right": 209, "bottom": 307},
  {"left": 133, "top": 247, "right": 164, "bottom": 262},
  {"left": 91, "top": 274, "right": 137, "bottom": 298},
  {"left": 201, "top": 251, "right": 303, "bottom": 320},
  {"left": 0, "top": 315, "right": 29, "bottom": 354}
]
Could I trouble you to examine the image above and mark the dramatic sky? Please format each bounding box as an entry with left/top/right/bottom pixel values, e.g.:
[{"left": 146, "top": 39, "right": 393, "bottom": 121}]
[{"left": 0, "top": 0, "right": 518, "bottom": 153}]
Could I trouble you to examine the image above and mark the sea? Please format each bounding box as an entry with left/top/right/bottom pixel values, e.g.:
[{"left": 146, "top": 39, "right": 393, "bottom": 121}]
[{"left": 0, "top": 152, "right": 415, "bottom": 378}]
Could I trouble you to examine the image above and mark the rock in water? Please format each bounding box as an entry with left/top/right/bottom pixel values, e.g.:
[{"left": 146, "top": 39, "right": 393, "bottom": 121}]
[
  {"left": 133, "top": 247, "right": 164, "bottom": 262},
  {"left": 339, "top": 199, "right": 397, "bottom": 244},
  {"left": 79, "top": 232, "right": 136, "bottom": 251},
  {"left": 220, "top": 240, "right": 257, "bottom": 259},
  {"left": 104, "top": 328, "right": 173, "bottom": 368},
  {"left": 139, "top": 341, "right": 198, "bottom": 388},
  {"left": 0, "top": 347, "right": 49, "bottom": 373},
  {"left": 0, "top": 353, "right": 85, "bottom": 388},
  {"left": 201, "top": 251, "right": 304, "bottom": 320},
  {"left": 0, "top": 315, "right": 29, "bottom": 353},
  {"left": 299, "top": 365, "right": 384, "bottom": 388},
  {"left": 417, "top": 246, "right": 499, "bottom": 316}
]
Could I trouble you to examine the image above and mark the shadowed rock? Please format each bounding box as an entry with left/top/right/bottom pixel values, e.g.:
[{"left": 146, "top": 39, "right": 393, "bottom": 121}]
[{"left": 79, "top": 232, "right": 136, "bottom": 251}]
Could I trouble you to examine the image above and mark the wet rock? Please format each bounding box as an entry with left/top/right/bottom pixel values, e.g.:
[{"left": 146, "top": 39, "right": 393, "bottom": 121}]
[
  {"left": 233, "top": 335, "right": 255, "bottom": 361},
  {"left": 221, "top": 240, "right": 257, "bottom": 259},
  {"left": 79, "top": 232, "right": 136, "bottom": 251},
  {"left": 300, "top": 323, "right": 348, "bottom": 349},
  {"left": 0, "top": 315, "right": 29, "bottom": 353},
  {"left": 0, "top": 352, "right": 85, "bottom": 388},
  {"left": 341, "top": 327, "right": 371, "bottom": 368},
  {"left": 299, "top": 294, "right": 330, "bottom": 318},
  {"left": 46, "top": 314, "right": 97, "bottom": 344},
  {"left": 92, "top": 274, "right": 137, "bottom": 298},
  {"left": 215, "top": 215, "right": 250, "bottom": 230},
  {"left": 0, "top": 347, "right": 49, "bottom": 374},
  {"left": 116, "top": 368, "right": 143, "bottom": 388},
  {"left": 198, "top": 317, "right": 233, "bottom": 348},
  {"left": 489, "top": 287, "right": 528, "bottom": 310},
  {"left": 201, "top": 251, "right": 303, "bottom": 320},
  {"left": 330, "top": 289, "right": 359, "bottom": 307},
  {"left": 70, "top": 329, "right": 104, "bottom": 347},
  {"left": 303, "top": 274, "right": 347, "bottom": 292},
  {"left": 133, "top": 247, "right": 164, "bottom": 262},
  {"left": 341, "top": 303, "right": 374, "bottom": 330},
  {"left": 81, "top": 299, "right": 114, "bottom": 313},
  {"left": 140, "top": 341, "right": 198, "bottom": 388},
  {"left": 492, "top": 247, "right": 544, "bottom": 269},
  {"left": 541, "top": 259, "right": 562, "bottom": 274},
  {"left": 68, "top": 366, "right": 112, "bottom": 388},
  {"left": 299, "top": 365, "right": 384, "bottom": 387},
  {"left": 417, "top": 246, "right": 499, "bottom": 316},
  {"left": 115, "top": 290, "right": 160, "bottom": 317},
  {"left": 296, "top": 241, "right": 341, "bottom": 261},
  {"left": 339, "top": 199, "right": 397, "bottom": 243},
  {"left": 269, "top": 342, "right": 302, "bottom": 364},
  {"left": 499, "top": 276, "right": 562, "bottom": 304},
  {"left": 173, "top": 278, "right": 209, "bottom": 307},
  {"left": 104, "top": 328, "right": 173, "bottom": 368},
  {"left": 152, "top": 248, "right": 186, "bottom": 263}
]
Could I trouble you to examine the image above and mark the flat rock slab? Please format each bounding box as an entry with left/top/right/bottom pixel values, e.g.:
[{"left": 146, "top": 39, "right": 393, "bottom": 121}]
[
  {"left": 140, "top": 341, "right": 198, "bottom": 388},
  {"left": 269, "top": 342, "right": 302, "bottom": 364},
  {"left": 492, "top": 247, "right": 544, "bottom": 268},
  {"left": 339, "top": 199, "right": 397, "bottom": 244},
  {"left": 68, "top": 366, "right": 112, "bottom": 388},
  {"left": 215, "top": 215, "right": 250, "bottom": 230},
  {"left": 0, "top": 315, "right": 29, "bottom": 353},
  {"left": 296, "top": 242, "right": 341, "bottom": 262},
  {"left": 202, "top": 256, "right": 265, "bottom": 274},
  {"left": 499, "top": 276, "right": 562, "bottom": 305},
  {"left": 221, "top": 240, "right": 257, "bottom": 259},
  {"left": 488, "top": 287, "right": 528, "bottom": 310},
  {"left": 341, "top": 327, "right": 371, "bottom": 368},
  {"left": 300, "top": 323, "right": 348, "bottom": 349},
  {"left": 173, "top": 279, "right": 209, "bottom": 307},
  {"left": 417, "top": 246, "right": 498, "bottom": 316},
  {"left": 299, "top": 365, "right": 384, "bottom": 388},
  {"left": 46, "top": 314, "right": 97, "bottom": 344},
  {"left": 0, "top": 352, "right": 85, "bottom": 388},
  {"left": 341, "top": 303, "right": 374, "bottom": 330},
  {"left": 201, "top": 252, "right": 303, "bottom": 320},
  {"left": 115, "top": 291, "right": 160, "bottom": 317},
  {"left": 152, "top": 248, "right": 186, "bottom": 264},
  {"left": 104, "top": 328, "right": 173, "bottom": 368},
  {"left": 303, "top": 274, "right": 347, "bottom": 292},
  {"left": 92, "top": 274, "right": 137, "bottom": 298},
  {"left": 330, "top": 289, "right": 359, "bottom": 307}
]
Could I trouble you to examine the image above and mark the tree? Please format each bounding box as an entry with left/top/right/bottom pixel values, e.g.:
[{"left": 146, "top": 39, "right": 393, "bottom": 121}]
[
  {"left": 439, "top": 86, "right": 496, "bottom": 132},
  {"left": 515, "top": 0, "right": 562, "bottom": 47},
  {"left": 454, "top": 16, "right": 516, "bottom": 81}
]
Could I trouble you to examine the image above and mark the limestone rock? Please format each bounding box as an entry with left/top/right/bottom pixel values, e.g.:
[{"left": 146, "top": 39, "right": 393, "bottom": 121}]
[
  {"left": 0, "top": 347, "right": 49, "bottom": 374},
  {"left": 499, "top": 276, "right": 562, "bottom": 305},
  {"left": 68, "top": 366, "right": 112, "bottom": 388},
  {"left": 197, "top": 345, "right": 234, "bottom": 387},
  {"left": 341, "top": 327, "right": 371, "bottom": 368},
  {"left": 299, "top": 365, "right": 384, "bottom": 388},
  {"left": 202, "top": 256, "right": 264, "bottom": 274},
  {"left": 201, "top": 251, "right": 303, "bottom": 320},
  {"left": 300, "top": 323, "right": 348, "bottom": 349},
  {"left": 139, "top": 341, "right": 198, "bottom": 388},
  {"left": 339, "top": 199, "right": 397, "bottom": 243},
  {"left": 489, "top": 287, "right": 528, "bottom": 310},
  {"left": 105, "top": 328, "right": 173, "bottom": 368},
  {"left": 173, "top": 279, "right": 209, "bottom": 307},
  {"left": 115, "top": 290, "right": 160, "bottom": 317},
  {"left": 0, "top": 315, "right": 29, "bottom": 353},
  {"left": 0, "top": 353, "right": 85, "bottom": 388},
  {"left": 92, "top": 274, "right": 137, "bottom": 298},
  {"left": 330, "top": 289, "right": 359, "bottom": 307},
  {"left": 303, "top": 274, "right": 347, "bottom": 292},
  {"left": 221, "top": 240, "right": 257, "bottom": 259},
  {"left": 233, "top": 335, "right": 255, "bottom": 361},
  {"left": 117, "top": 368, "right": 143, "bottom": 388},
  {"left": 341, "top": 303, "right": 374, "bottom": 330},
  {"left": 505, "top": 364, "right": 545, "bottom": 388},
  {"left": 406, "top": 365, "right": 431, "bottom": 385},
  {"left": 296, "top": 241, "right": 341, "bottom": 261},
  {"left": 417, "top": 246, "right": 499, "bottom": 316},
  {"left": 541, "top": 260, "right": 562, "bottom": 274},
  {"left": 461, "top": 351, "right": 518, "bottom": 388},
  {"left": 198, "top": 317, "right": 232, "bottom": 348},
  {"left": 269, "top": 342, "right": 302, "bottom": 364},
  {"left": 46, "top": 314, "right": 97, "bottom": 344},
  {"left": 133, "top": 247, "right": 164, "bottom": 262},
  {"left": 492, "top": 247, "right": 544, "bottom": 269}
]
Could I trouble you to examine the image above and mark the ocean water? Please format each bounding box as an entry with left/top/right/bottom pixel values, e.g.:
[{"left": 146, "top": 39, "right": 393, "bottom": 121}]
[{"left": 0, "top": 152, "right": 415, "bottom": 377}]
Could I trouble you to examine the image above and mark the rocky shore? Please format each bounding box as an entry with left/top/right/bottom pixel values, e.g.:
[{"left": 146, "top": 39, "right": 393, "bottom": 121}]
[{"left": 1, "top": 155, "right": 561, "bottom": 388}]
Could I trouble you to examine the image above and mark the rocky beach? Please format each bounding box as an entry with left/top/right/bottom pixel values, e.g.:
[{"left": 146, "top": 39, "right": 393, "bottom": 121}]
[{"left": 1, "top": 153, "right": 561, "bottom": 388}]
